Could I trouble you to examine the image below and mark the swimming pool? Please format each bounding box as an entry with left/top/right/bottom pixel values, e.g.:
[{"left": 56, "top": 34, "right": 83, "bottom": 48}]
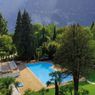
[{"left": 26, "top": 62, "right": 72, "bottom": 85}]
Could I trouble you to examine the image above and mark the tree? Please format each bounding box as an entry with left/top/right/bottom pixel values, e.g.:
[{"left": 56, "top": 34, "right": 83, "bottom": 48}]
[
  {"left": 54, "top": 24, "right": 95, "bottom": 95},
  {"left": 0, "top": 13, "right": 8, "bottom": 35},
  {"left": 14, "top": 10, "right": 35, "bottom": 60},
  {"left": 90, "top": 22, "right": 95, "bottom": 30},
  {"left": 0, "top": 77, "right": 15, "bottom": 89},
  {"left": 59, "top": 86, "right": 69, "bottom": 95},
  {"left": 40, "top": 26, "right": 48, "bottom": 45},
  {"left": 13, "top": 10, "right": 22, "bottom": 49},
  {"left": 36, "top": 47, "right": 42, "bottom": 60},
  {"left": 0, "top": 77, "right": 15, "bottom": 95},
  {"left": 48, "top": 41, "right": 59, "bottom": 59},
  {"left": 21, "top": 10, "right": 35, "bottom": 60},
  {"left": 41, "top": 43, "right": 48, "bottom": 56},
  {"left": 52, "top": 25, "right": 57, "bottom": 41},
  {"left": 91, "top": 24, "right": 95, "bottom": 40},
  {"left": 13, "top": 10, "right": 23, "bottom": 59},
  {"left": 0, "top": 35, "right": 16, "bottom": 60},
  {"left": 44, "top": 24, "right": 55, "bottom": 41},
  {"left": 47, "top": 71, "right": 65, "bottom": 95},
  {"left": 33, "top": 23, "right": 43, "bottom": 48},
  {"left": 59, "top": 84, "right": 73, "bottom": 95},
  {"left": 67, "top": 84, "right": 73, "bottom": 95}
]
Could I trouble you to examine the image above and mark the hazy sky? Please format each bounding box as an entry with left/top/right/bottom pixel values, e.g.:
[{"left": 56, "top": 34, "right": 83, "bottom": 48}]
[
  {"left": 0, "top": 0, "right": 57, "bottom": 31},
  {"left": 0, "top": 0, "right": 95, "bottom": 32},
  {"left": 0, "top": 0, "right": 57, "bottom": 15},
  {"left": 0, "top": 0, "right": 28, "bottom": 31},
  {"left": 0, "top": 0, "right": 27, "bottom": 16}
]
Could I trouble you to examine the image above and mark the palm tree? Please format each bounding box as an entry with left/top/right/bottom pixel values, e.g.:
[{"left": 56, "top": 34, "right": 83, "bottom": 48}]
[
  {"left": 36, "top": 47, "right": 42, "bottom": 61},
  {"left": 47, "top": 71, "right": 69, "bottom": 95}
]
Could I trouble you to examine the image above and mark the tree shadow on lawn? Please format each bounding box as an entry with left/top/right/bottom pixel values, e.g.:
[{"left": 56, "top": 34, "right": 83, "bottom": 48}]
[
  {"left": 87, "top": 70, "right": 95, "bottom": 82},
  {"left": 79, "top": 81, "right": 89, "bottom": 86}
]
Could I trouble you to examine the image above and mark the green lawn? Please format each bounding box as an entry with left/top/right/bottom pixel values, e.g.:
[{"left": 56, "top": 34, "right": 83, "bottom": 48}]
[
  {"left": 33, "top": 83, "right": 95, "bottom": 95},
  {"left": 32, "top": 70, "right": 95, "bottom": 95},
  {"left": 87, "top": 70, "right": 95, "bottom": 82},
  {"left": 34, "top": 82, "right": 95, "bottom": 95},
  {"left": 34, "top": 88, "right": 54, "bottom": 95},
  {"left": 79, "top": 82, "right": 95, "bottom": 95}
]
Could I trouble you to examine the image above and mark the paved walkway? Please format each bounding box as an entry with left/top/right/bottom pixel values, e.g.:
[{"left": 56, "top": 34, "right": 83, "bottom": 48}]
[
  {"left": 16, "top": 63, "right": 44, "bottom": 95},
  {"left": 87, "top": 80, "right": 95, "bottom": 85},
  {"left": 11, "top": 84, "right": 21, "bottom": 95}
]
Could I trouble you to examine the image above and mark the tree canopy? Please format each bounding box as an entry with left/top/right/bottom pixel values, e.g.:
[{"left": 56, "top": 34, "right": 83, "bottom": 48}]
[
  {"left": 54, "top": 24, "right": 95, "bottom": 95},
  {"left": 13, "top": 10, "right": 35, "bottom": 60},
  {"left": 0, "top": 13, "right": 8, "bottom": 35}
]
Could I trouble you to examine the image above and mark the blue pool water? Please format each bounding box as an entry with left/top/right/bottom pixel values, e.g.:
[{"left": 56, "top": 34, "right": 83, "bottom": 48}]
[{"left": 26, "top": 62, "right": 72, "bottom": 85}]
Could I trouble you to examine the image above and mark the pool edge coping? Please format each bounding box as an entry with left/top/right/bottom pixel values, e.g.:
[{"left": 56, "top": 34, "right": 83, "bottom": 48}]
[
  {"left": 26, "top": 61, "right": 73, "bottom": 88},
  {"left": 26, "top": 65, "right": 47, "bottom": 88}
]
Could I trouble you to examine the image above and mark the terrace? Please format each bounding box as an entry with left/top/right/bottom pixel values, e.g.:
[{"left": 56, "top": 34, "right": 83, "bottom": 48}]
[
  {"left": 16, "top": 62, "right": 44, "bottom": 94},
  {"left": 15, "top": 61, "right": 73, "bottom": 94},
  {"left": 0, "top": 61, "right": 20, "bottom": 78},
  {"left": 0, "top": 60, "right": 95, "bottom": 95}
]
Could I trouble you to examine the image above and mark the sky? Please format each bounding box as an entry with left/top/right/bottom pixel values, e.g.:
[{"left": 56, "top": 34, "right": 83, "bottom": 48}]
[
  {"left": 0, "top": 0, "right": 57, "bottom": 31},
  {"left": 0, "top": 0, "right": 26, "bottom": 15},
  {"left": 0, "top": 0, "right": 28, "bottom": 31},
  {"left": 0, "top": 0, "right": 95, "bottom": 32}
]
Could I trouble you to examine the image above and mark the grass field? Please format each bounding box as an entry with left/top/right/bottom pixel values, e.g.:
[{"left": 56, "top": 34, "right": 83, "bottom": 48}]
[
  {"left": 79, "top": 82, "right": 95, "bottom": 95},
  {"left": 87, "top": 70, "right": 95, "bottom": 82},
  {"left": 34, "top": 82, "right": 95, "bottom": 95},
  {"left": 33, "top": 69, "right": 95, "bottom": 95},
  {"left": 26, "top": 70, "right": 95, "bottom": 95}
]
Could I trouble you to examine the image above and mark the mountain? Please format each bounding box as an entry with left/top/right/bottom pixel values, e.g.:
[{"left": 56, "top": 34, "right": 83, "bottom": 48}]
[{"left": 0, "top": 0, "right": 95, "bottom": 32}]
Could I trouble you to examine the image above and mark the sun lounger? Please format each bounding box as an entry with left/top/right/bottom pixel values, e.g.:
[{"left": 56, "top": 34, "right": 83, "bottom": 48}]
[
  {"left": 9, "top": 61, "right": 18, "bottom": 70},
  {"left": 17, "top": 82, "right": 24, "bottom": 87}
]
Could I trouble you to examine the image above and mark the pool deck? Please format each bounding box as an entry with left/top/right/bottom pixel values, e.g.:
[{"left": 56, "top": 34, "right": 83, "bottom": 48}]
[{"left": 16, "top": 63, "right": 44, "bottom": 95}]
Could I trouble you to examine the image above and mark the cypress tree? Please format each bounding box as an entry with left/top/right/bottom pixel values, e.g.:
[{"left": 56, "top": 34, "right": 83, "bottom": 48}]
[
  {"left": 0, "top": 13, "right": 8, "bottom": 35},
  {"left": 14, "top": 10, "right": 35, "bottom": 60},
  {"left": 52, "top": 25, "right": 56, "bottom": 40},
  {"left": 90, "top": 22, "right": 95, "bottom": 30},
  {"left": 42, "top": 27, "right": 46, "bottom": 43},
  {"left": 20, "top": 10, "right": 34, "bottom": 60},
  {"left": 13, "top": 10, "right": 22, "bottom": 58},
  {"left": 13, "top": 10, "right": 22, "bottom": 45}
]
